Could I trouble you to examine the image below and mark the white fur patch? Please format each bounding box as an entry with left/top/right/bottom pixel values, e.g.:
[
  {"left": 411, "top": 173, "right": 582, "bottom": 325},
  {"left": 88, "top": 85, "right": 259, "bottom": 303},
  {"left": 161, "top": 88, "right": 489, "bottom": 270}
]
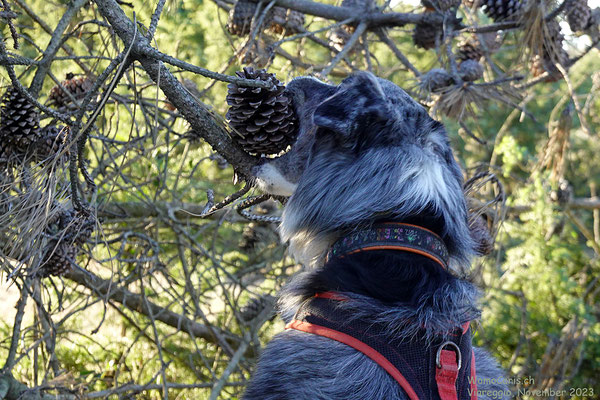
[
  {"left": 417, "top": 161, "right": 449, "bottom": 204},
  {"left": 254, "top": 163, "right": 298, "bottom": 197}
]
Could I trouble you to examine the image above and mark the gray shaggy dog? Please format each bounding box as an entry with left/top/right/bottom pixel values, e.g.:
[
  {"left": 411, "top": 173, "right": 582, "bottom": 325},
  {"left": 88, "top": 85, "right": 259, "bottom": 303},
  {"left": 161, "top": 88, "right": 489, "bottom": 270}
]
[{"left": 244, "top": 72, "right": 511, "bottom": 400}]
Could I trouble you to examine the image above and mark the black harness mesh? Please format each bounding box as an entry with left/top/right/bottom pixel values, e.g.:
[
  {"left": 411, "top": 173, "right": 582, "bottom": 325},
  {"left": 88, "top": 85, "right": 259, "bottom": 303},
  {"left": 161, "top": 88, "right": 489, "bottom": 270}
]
[{"left": 289, "top": 296, "right": 475, "bottom": 400}]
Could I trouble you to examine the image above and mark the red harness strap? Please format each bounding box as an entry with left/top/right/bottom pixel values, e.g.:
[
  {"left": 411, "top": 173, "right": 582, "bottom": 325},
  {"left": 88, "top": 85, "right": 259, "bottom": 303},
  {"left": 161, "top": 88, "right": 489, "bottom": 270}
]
[
  {"left": 287, "top": 319, "right": 421, "bottom": 400},
  {"left": 287, "top": 293, "right": 478, "bottom": 400},
  {"left": 436, "top": 348, "right": 460, "bottom": 400}
]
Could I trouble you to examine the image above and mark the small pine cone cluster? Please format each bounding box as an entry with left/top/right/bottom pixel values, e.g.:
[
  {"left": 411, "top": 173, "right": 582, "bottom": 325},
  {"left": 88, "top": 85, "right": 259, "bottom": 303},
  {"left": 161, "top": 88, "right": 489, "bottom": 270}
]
[
  {"left": 413, "top": 16, "right": 443, "bottom": 49},
  {"left": 459, "top": 59, "right": 484, "bottom": 81},
  {"left": 226, "top": 67, "right": 298, "bottom": 156},
  {"left": 239, "top": 294, "right": 276, "bottom": 323},
  {"left": 48, "top": 73, "right": 94, "bottom": 109},
  {"left": 456, "top": 36, "right": 486, "bottom": 82},
  {"left": 227, "top": 0, "right": 305, "bottom": 37},
  {"left": 422, "top": 0, "right": 461, "bottom": 11},
  {"left": 567, "top": 0, "right": 592, "bottom": 32},
  {"left": 480, "top": 0, "right": 523, "bottom": 21},
  {"left": 40, "top": 209, "right": 95, "bottom": 277},
  {"left": 0, "top": 87, "right": 41, "bottom": 153}
]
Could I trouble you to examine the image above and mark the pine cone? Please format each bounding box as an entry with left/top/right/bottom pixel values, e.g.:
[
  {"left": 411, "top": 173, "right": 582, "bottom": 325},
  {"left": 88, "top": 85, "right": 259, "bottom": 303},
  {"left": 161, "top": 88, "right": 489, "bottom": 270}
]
[
  {"left": 227, "top": 0, "right": 257, "bottom": 36},
  {"left": 48, "top": 74, "right": 94, "bottom": 109},
  {"left": 327, "top": 26, "right": 353, "bottom": 52},
  {"left": 267, "top": 7, "right": 305, "bottom": 35},
  {"left": 412, "top": 11, "right": 443, "bottom": 49},
  {"left": 0, "top": 87, "right": 41, "bottom": 152},
  {"left": 480, "top": 0, "right": 523, "bottom": 21},
  {"left": 530, "top": 54, "right": 562, "bottom": 82},
  {"left": 33, "top": 125, "right": 69, "bottom": 161},
  {"left": 240, "top": 222, "right": 261, "bottom": 252},
  {"left": 226, "top": 67, "right": 298, "bottom": 156},
  {"left": 239, "top": 38, "right": 273, "bottom": 68},
  {"left": 469, "top": 214, "right": 494, "bottom": 256},
  {"left": 326, "top": 0, "right": 371, "bottom": 50},
  {"left": 40, "top": 209, "right": 95, "bottom": 277},
  {"left": 40, "top": 242, "right": 77, "bottom": 277},
  {"left": 422, "top": 0, "right": 460, "bottom": 11},
  {"left": 239, "top": 294, "right": 276, "bottom": 323},
  {"left": 457, "top": 37, "right": 483, "bottom": 61},
  {"left": 457, "top": 33, "right": 501, "bottom": 62},
  {"left": 567, "top": 0, "right": 591, "bottom": 32},
  {"left": 419, "top": 68, "right": 455, "bottom": 92},
  {"left": 459, "top": 59, "right": 484, "bottom": 81},
  {"left": 532, "top": 20, "right": 569, "bottom": 81}
]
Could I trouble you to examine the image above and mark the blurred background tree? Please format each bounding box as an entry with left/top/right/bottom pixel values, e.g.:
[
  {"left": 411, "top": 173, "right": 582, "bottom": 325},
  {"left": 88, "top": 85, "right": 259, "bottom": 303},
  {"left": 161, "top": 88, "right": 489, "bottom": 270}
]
[{"left": 0, "top": 0, "right": 598, "bottom": 399}]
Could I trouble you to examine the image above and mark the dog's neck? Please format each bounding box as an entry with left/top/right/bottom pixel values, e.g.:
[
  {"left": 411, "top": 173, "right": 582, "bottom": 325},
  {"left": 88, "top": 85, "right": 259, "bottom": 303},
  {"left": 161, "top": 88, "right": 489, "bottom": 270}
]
[{"left": 278, "top": 222, "right": 480, "bottom": 338}]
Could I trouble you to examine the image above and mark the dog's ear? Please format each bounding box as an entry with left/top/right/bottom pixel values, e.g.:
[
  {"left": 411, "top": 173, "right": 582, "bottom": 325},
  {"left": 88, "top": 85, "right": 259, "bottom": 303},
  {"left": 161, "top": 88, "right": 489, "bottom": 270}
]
[{"left": 313, "top": 72, "right": 389, "bottom": 137}]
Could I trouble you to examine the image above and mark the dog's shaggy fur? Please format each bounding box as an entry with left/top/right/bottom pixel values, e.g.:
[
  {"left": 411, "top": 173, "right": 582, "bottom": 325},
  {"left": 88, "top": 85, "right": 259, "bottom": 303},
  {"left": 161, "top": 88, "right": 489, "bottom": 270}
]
[{"left": 245, "top": 72, "right": 511, "bottom": 400}]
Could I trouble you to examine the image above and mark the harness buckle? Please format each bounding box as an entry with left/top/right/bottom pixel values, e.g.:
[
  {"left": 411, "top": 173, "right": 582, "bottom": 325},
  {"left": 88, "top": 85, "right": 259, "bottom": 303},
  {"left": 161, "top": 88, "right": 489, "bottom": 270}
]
[{"left": 436, "top": 341, "right": 462, "bottom": 371}]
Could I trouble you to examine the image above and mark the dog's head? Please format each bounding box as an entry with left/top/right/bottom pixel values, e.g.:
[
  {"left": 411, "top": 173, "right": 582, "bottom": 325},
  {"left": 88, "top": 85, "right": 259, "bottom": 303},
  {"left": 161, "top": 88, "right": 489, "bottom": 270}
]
[{"left": 253, "top": 72, "right": 474, "bottom": 270}]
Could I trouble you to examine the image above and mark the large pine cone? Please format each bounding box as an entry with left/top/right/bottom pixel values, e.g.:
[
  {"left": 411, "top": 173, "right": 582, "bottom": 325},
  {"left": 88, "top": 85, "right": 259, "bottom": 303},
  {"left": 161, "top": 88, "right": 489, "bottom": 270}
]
[
  {"left": 48, "top": 73, "right": 94, "bottom": 109},
  {"left": 226, "top": 67, "right": 298, "bottom": 156},
  {"left": 567, "top": 0, "right": 592, "bottom": 32},
  {"left": 0, "top": 87, "right": 41, "bottom": 152},
  {"left": 480, "top": 0, "right": 523, "bottom": 21}
]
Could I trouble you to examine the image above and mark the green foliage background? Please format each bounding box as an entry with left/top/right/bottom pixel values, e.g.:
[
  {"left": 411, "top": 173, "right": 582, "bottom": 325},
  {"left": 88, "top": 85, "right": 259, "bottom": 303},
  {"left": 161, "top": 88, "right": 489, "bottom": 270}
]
[{"left": 0, "top": 0, "right": 599, "bottom": 399}]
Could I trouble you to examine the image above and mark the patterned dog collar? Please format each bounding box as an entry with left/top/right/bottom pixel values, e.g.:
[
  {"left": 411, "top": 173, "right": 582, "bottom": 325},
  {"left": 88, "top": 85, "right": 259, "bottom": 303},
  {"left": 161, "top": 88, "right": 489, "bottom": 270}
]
[{"left": 326, "top": 222, "right": 449, "bottom": 269}]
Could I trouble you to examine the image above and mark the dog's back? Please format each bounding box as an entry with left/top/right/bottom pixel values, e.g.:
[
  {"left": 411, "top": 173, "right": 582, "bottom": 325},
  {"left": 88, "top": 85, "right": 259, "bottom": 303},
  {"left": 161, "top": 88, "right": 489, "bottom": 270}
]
[{"left": 246, "top": 72, "right": 510, "bottom": 400}]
